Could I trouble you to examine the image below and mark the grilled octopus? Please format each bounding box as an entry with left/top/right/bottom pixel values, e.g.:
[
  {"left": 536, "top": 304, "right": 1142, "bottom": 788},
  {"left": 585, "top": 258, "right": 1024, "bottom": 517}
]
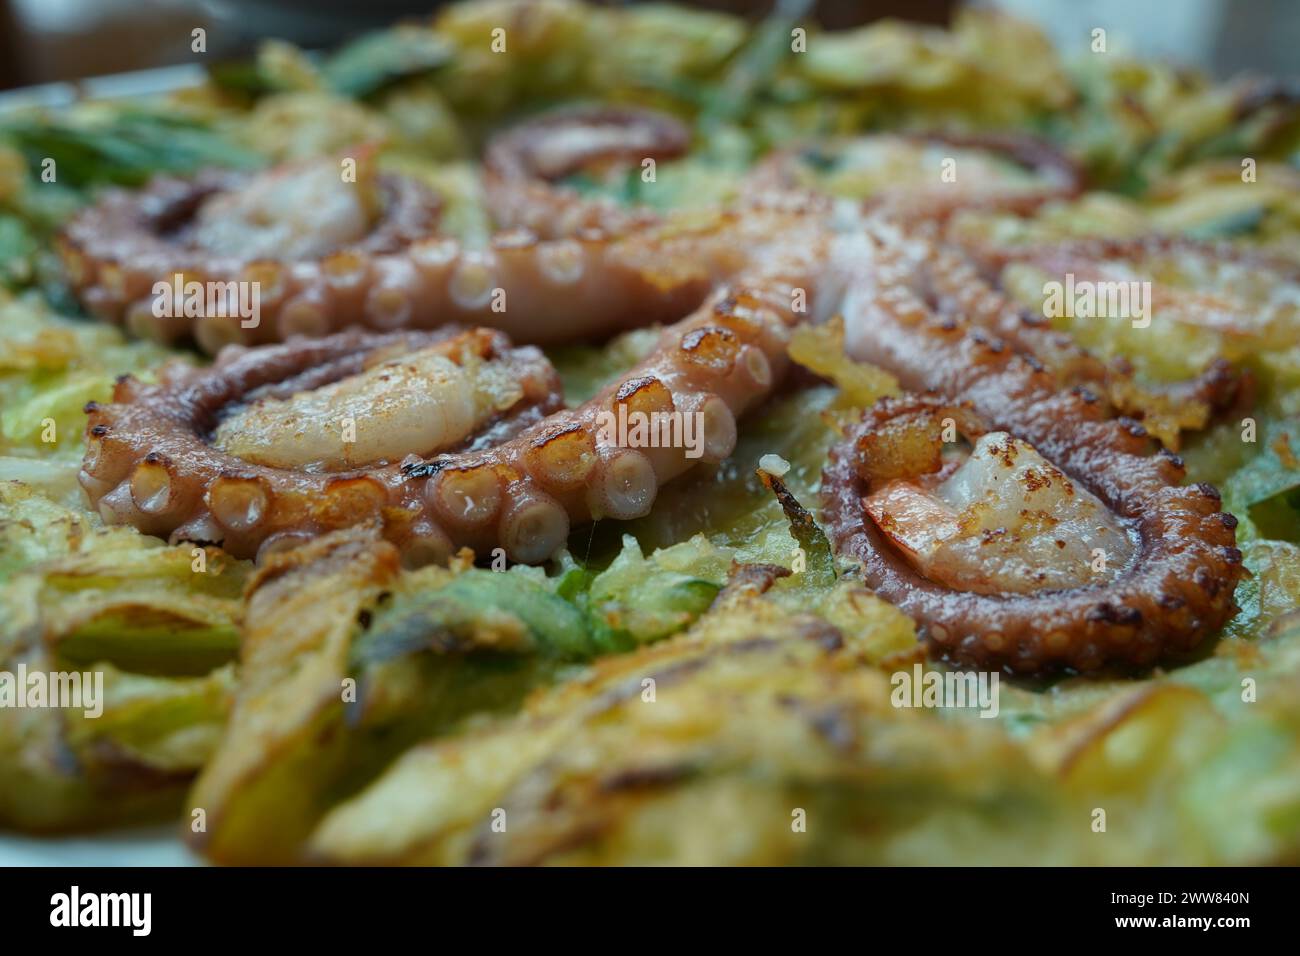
[
  {"left": 66, "top": 106, "right": 1261, "bottom": 674},
  {"left": 821, "top": 226, "right": 1247, "bottom": 672},
  {"left": 79, "top": 215, "right": 833, "bottom": 564},
  {"left": 59, "top": 109, "right": 733, "bottom": 352}
]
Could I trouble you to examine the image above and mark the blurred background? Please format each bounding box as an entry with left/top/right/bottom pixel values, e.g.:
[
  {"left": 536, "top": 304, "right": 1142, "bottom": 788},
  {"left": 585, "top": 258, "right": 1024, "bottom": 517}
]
[{"left": 0, "top": 0, "right": 1296, "bottom": 93}]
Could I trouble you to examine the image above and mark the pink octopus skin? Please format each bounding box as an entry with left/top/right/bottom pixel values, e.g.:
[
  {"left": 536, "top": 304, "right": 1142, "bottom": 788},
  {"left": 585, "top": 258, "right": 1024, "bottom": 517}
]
[
  {"left": 821, "top": 228, "right": 1244, "bottom": 674},
  {"left": 79, "top": 212, "right": 831, "bottom": 565}
]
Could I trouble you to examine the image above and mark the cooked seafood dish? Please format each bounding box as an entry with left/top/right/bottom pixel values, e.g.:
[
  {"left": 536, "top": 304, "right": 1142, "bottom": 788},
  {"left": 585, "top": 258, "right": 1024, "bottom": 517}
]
[{"left": 2, "top": 0, "right": 1299, "bottom": 866}]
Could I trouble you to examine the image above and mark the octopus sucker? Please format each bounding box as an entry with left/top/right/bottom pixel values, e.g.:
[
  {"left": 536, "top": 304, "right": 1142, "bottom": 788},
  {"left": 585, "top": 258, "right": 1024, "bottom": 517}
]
[
  {"left": 499, "top": 489, "right": 571, "bottom": 565},
  {"left": 586, "top": 447, "right": 657, "bottom": 521},
  {"left": 425, "top": 460, "right": 506, "bottom": 528},
  {"left": 825, "top": 237, "right": 1245, "bottom": 674}
]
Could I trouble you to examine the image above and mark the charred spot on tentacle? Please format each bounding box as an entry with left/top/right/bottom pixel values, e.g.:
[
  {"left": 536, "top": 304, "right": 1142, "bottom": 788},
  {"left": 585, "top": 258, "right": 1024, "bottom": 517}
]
[
  {"left": 679, "top": 326, "right": 741, "bottom": 370},
  {"left": 526, "top": 421, "right": 599, "bottom": 492},
  {"left": 401, "top": 458, "right": 450, "bottom": 480},
  {"left": 614, "top": 374, "right": 676, "bottom": 416}
]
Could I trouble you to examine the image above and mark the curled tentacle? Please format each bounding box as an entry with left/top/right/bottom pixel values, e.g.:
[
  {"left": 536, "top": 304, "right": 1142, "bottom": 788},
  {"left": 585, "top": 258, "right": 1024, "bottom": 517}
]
[
  {"left": 823, "top": 230, "right": 1244, "bottom": 674},
  {"left": 57, "top": 109, "right": 741, "bottom": 352},
  {"left": 80, "top": 217, "right": 831, "bottom": 565},
  {"left": 850, "top": 396, "right": 1138, "bottom": 598},
  {"left": 80, "top": 327, "right": 564, "bottom": 563},
  {"left": 483, "top": 105, "right": 691, "bottom": 238}
]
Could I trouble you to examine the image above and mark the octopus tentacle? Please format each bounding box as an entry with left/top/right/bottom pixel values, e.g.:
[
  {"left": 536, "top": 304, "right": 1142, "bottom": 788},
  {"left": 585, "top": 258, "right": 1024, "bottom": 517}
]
[
  {"left": 80, "top": 218, "right": 830, "bottom": 565},
  {"left": 57, "top": 108, "right": 736, "bottom": 352},
  {"left": 871, "top": 221, "right": 1258, "bottom": 445},
  {"left": 80, "top": 328, "right": 564, "bottom": 563},
  {"left": 951, "top": 232, "right": 1300, "bottom": 359},
  {"left": 60, "top": 177, "right": 715, "bottom": 352},
  {"left": 877, "top": 220, "right": 1112, "bottom": 386},
  {"left": 483, "top": 105, "right": 691, "bottom": 238},
  {"left": 406, "top": 229, "right": 829, "bottom": 558},
  {"left": 59, "top": 166, "right": 438, "bottom": 337},
  {"left": 823, "top": 230, "right": 1244, "bottom": 673}
]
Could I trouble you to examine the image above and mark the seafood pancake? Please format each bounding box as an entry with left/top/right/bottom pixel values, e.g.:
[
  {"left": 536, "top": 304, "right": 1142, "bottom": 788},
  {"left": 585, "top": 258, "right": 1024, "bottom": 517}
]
[{"left": 1, "top": 0, "right": 1299, "bottom": 867}]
